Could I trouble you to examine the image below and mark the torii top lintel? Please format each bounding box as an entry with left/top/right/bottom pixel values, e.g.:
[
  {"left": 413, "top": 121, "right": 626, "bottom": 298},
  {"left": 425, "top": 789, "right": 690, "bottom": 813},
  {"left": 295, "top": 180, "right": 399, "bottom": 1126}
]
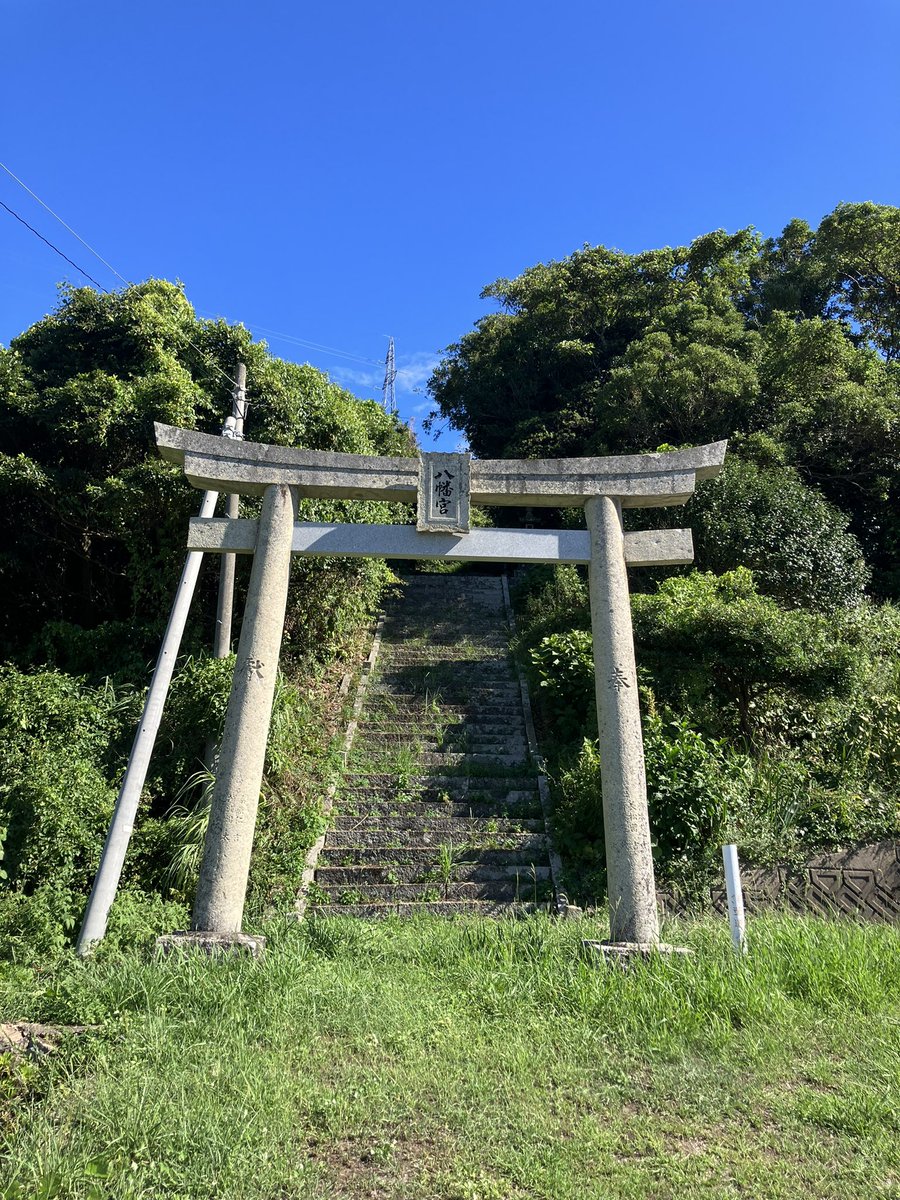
[{"left": 155, "top": 423, "right": 727, "bottom": 509}]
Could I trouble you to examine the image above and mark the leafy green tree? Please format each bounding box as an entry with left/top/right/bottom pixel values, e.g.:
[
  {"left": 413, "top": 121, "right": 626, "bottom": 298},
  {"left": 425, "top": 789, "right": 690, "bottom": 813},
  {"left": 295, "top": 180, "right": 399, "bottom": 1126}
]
[
  {"left": 0, "top": 281, "right": 414, "bottom": 671},
  {"left": 756, "top": 313, "right": 899, "bottom": 590},
  {"left": 814, "top": 202, "right": 900, "bottom": 362},
  {"left": 742, "top": 204, "right": 900, "bottom": 359},
  {"left": 428, "top": 203, "right": 900, "bottom": 596},
  {"left": 428, "top": 231, "right": 761, "bottom": 460}
]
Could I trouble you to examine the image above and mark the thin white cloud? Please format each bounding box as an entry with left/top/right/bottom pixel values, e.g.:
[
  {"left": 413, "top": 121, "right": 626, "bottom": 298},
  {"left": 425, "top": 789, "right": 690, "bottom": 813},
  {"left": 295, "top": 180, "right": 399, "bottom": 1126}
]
[
  {"left": 395, "top": 351, "right": 440, "bottom": 396},
  {"left": 327, "top": 365, "right": 382, "bottom": 394},
  {"left": 328, "top": 349, "right": 441, "bottom": 403}
]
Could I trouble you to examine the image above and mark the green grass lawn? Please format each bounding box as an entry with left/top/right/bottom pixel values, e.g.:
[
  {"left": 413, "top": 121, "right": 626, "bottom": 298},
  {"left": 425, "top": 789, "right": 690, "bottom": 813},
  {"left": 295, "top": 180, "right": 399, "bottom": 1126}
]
[{"left": 2, "top": 914, "right": 899, "bottom": 1199}]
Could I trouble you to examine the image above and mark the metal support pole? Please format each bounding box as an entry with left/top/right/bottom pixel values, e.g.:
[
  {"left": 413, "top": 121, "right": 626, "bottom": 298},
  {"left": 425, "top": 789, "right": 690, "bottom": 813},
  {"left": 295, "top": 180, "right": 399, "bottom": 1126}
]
[
  {"left": 585, "top": 495, "right": 660, "bottom": 945},
  {"left": 77, "top": 487, "right": 219, "bottom": 954},
  {"left": 212, "top": 494, "right": 240, "bottom": 657},
  {"left": 213, "top": 363, "right": 247, "bottom": 660},
  {"left": 722, "top": 844, "right": 747, "bottom": 953},
  {"left": 192, "top": 483, "right": 298, "bottom": 932}
]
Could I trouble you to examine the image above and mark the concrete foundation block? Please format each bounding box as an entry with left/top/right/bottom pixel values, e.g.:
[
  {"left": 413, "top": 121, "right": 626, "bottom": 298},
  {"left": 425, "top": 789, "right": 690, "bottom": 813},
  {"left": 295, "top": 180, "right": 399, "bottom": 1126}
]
[
  {"left": 581, "top": 939, "right": 692, "bottom": 967},
  {"left": 155, "top": 931, "right": 266, "bottom": 959}
]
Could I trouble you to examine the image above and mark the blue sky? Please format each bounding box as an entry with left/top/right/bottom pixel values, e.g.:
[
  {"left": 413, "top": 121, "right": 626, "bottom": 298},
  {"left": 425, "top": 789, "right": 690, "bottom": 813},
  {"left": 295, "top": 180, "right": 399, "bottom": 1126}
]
[{"left": 2, "top": 0, "right": 898, "bottom": 448}]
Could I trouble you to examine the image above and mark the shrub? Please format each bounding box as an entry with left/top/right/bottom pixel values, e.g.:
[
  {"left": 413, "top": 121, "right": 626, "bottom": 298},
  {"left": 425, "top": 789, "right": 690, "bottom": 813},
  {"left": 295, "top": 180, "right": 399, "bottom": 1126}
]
[
  {"left": 631, "top": 568, "right": 858, "bottom": 744},
  {"left": 511, "top": 564, "right": 589, "bottom": 651},
  {"left": 554, "top": 719, "right": 745, "bottom": 898},
  {"left": 643, "top": 717, "right": 738, "bottom": 881},
  {"left": 529, "top": 629, "right": 594, "bottom": 744},
  {"left": 689, "top": 455, "right": 870, "bottom": 611},
  {"left": 0, "top": 882, "right": 80, "bottom": 963},
  {"left": 0, "top": 668, "right": 130, "bottom": 892}
]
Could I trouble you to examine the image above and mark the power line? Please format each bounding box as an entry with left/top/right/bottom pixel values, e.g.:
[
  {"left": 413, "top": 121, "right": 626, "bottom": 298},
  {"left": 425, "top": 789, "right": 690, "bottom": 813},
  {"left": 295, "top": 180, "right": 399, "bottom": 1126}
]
[
  {"left": 199, "top": 312, "right": 384, "bottom": 368},
  {"left": 0, "top": 198, "right": 108, "bottom": 291},
  {"left": 0, "top": 160, "right": 129, "bottom": 286},
  {"left": 0, "top": 162, "right": 381, "bottom": 391},
  {"left": 0, "top": 173, "right": 240, "bottom": 392}
]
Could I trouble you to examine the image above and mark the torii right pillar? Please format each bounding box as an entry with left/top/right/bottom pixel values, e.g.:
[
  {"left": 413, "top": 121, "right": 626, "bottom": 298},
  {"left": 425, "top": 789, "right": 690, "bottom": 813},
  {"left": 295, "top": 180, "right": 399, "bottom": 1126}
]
[{"left": 585, "top": 495, "right": 659, "bottom": 945}]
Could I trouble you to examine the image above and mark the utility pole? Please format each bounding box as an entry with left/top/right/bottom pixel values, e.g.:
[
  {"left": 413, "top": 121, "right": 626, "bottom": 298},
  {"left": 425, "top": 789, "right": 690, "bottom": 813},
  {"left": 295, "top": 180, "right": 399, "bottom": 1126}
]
[
  {"left": 382, "top": 337, "right": 397, "bottom": 416},
  {"left": 213, "top": 362, "right": 247, "bottom": 658}
]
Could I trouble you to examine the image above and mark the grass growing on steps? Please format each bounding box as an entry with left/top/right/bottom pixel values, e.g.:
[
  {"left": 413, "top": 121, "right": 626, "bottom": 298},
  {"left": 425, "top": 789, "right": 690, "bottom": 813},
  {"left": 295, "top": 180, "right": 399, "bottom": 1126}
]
[{"left": 2, "top": 914, "right": 899, "bottom": 1199}]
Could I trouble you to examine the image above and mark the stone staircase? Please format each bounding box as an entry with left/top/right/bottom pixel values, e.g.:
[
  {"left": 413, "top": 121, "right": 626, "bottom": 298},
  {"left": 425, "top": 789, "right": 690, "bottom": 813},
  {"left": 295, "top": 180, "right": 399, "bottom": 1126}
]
[{"left": 306, "top": 573, "right": 558, "bottom": 918}]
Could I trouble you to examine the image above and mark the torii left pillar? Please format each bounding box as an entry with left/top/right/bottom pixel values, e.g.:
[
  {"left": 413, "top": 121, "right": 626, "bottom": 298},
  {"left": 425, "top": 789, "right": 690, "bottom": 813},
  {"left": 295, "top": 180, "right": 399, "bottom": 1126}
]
[{"left": 160, "top": 483, "right": 297, "bottom": 958}]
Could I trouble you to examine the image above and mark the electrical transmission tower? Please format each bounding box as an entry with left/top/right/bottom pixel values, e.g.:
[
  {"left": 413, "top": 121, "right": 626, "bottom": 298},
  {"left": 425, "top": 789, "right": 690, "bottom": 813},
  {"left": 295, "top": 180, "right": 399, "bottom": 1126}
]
[{"left": 382, "top": 337, "right": 397, "bottom": 415}]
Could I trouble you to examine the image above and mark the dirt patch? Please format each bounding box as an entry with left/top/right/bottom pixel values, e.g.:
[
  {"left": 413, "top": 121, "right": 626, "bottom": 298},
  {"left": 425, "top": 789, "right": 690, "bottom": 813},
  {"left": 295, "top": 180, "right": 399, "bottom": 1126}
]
[
  {"left": 306, "top": 1129, "right": 447, "bottom": 1199},
  {"left": 0, "top": 1022, "right": 89, "bottom": 1058}
]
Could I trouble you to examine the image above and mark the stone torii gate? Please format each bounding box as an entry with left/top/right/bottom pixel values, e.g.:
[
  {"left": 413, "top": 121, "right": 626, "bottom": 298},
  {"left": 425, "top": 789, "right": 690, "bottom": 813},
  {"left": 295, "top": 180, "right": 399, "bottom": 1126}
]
[{"left": 136, "top": 424, "right": 726, "bottom": 951}]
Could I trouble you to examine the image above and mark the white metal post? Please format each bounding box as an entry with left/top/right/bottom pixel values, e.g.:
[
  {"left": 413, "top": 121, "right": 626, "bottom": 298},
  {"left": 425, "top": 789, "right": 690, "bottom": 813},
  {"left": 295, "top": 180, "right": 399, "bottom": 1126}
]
[{"left": 722, "top": 843, "right": 747, "bottom": 953}]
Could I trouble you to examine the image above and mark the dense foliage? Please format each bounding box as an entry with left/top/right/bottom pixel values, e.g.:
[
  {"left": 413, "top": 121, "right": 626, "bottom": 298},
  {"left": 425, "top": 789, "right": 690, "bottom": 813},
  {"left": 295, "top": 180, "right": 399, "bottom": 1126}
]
[
  {"left": 0, "top": 281, "right": 412, "bottom": 668},
  {"left": 514, "top": 565, "right": 900, "bottom": 898},
  {"left": 0, "top": 281, "right": 414, "bottom": 946}
]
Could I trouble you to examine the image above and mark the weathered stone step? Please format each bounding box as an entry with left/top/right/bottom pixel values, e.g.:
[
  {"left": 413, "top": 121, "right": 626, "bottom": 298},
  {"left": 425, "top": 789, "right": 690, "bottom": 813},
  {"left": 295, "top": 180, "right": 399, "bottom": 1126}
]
[
  {"left": 357, "top": 719, "right": 527, "bottom": 736},
  {"left": 423, "top": 751, "right": 528, "bottom": 768},
  {"left": 373, "top": 683, "right": 520, "bottom": 700},
  {"left": 387, "top": 585, "right": 504, "bottom": 598},
  {"left": 364, "top": 702, "right": 525, "bottom": 720},
  {"left": 336, "top": 797, "right": 543, "bottom": 820},
  {"left": 382, "top": 627, "right": 507, "bottom": 637},
  {"left": 339, "top": 773, "right": 539, "bottom": 796},
  {"left": 370, "top": 682, "right": 521, "bottom": 695},
  {"left": 318, "top": 845, "right": 548, "bottom": 868},
  {"left": 382, "top": 648, "right": 508, "bottom": 660},
  {"left": 350, "top": 737, "right": 530, "bottom": 754},
  {"left": 317, "top": 862, "right": 551, "bottom": 886},
  {"left": 326, "top": 827, "right": 547, "bottom": 850},
  {"left": 376, "top": 672, "right": 518, "bottom": 691},
  {"left": 381, "top": 632, "right": 506, "bottom": 643},
  {"left": 347, "top": 748, "right": 529, "bottom": 770},
  {"left": 315, "top": 880, "right": 532, "bottom": 903},
  {"left": 381, "top": 648, "right": 508, "bottom": 657},
  {"left": 348, "top": 724, "right": 528, "bottom": 744},
  {"left": 348, "top": 734, "right": 528, "bottom": 753},
  {"left": 306, "top": 900, "right": 535, "bottom": 919},
  {"left": 328, "top": 835, "right": 547, "bottom": 854}
]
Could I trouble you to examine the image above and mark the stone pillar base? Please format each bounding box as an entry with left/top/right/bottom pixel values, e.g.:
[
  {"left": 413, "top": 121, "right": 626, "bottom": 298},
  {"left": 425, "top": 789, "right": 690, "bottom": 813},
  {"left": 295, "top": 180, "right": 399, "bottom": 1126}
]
[
  {"left": 155, "top": 931, "right": 266, "bottom": 959},
  {"left": 582, "top": 939, "right": 692, "bottom": 967}
]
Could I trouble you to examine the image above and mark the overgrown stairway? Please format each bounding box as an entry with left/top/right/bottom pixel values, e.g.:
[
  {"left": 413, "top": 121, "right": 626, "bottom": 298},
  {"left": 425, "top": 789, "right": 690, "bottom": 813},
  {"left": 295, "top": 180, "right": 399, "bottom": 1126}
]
[{"left": 306, "top": 573, "right": 558, "bottom": 917}]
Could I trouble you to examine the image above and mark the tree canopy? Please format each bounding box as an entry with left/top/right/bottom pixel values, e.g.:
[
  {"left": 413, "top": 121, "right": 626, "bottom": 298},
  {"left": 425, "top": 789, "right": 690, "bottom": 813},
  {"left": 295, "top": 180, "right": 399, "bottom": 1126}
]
[{"left": 428, "top": 203, "right": 900, "bottom": 598}]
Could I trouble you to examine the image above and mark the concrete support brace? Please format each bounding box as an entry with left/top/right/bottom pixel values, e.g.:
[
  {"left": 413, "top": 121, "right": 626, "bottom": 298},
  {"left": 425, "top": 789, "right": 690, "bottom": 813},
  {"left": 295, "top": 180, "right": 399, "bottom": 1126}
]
[
  {"left": 585, "top": 495, "right": 660, "bottom": 945},
  {"left": 192, "top": 483, "right": 298, "bottom": 933}
]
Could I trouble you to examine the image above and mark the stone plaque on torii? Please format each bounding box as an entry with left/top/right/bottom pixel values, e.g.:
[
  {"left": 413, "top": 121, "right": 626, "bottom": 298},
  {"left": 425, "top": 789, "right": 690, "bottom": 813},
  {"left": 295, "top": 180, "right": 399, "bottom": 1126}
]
[{"left": 82, "top": 423, "right": 726, "bottom": 953}]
